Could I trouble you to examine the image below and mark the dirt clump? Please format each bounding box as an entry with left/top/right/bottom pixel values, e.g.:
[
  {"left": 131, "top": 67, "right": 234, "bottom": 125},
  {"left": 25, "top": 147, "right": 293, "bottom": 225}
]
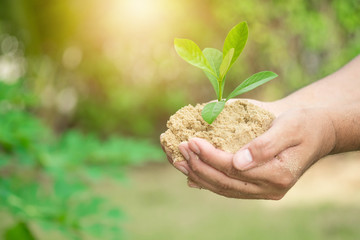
[{"left": 160, "top": 100, "right": 275, "bottom": 162}]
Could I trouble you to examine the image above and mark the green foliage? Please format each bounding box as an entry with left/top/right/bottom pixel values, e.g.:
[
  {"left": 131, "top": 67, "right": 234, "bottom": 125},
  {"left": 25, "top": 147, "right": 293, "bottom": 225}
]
[
  {"left": 202, "top": 48, "right": 223, "bottom": 97},
  {"left": 219, "top": 48, "right": 234, "bottom": 81},
  {"left": 226, "top": 71, "right": 278, "bottom": 100},
  {"left": 4, "top": 221, "right": 35, "bottom": 240},
  {"left": 223, "top": 21, "right": 248, "bottom": 68},
  {"left": 173, "top": 39, "right": 215, "bottom": 76},
  {"left": 0, "top": 82, "right": 162, "bottom": 239},
  {"left": 1, "top": 0, "right": 359, "bottom": 135},
  {"left": 201, "top": 100, "right": 226, "bottom": 125},
  {"left": 1, "top": 0, "right": 360, "bottom": 238},
  {"left": 174, "top": 22, "right": 277, "bottom": 124}
]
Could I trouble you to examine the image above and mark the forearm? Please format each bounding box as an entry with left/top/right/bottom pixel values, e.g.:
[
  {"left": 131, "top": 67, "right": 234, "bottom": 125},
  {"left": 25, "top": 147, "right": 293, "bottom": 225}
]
[
  {"left": 274, "top": 55, "right": 360, "bottom": 153},
  {"left": 275, "top": 55, "right": 360, "bottom": 110},
  {"left": 327, "top": 103, "right": 360, "bottom": 154}
]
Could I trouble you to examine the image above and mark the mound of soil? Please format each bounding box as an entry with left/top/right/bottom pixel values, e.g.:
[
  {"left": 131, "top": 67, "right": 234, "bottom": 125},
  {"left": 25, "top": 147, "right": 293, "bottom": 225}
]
[{"left": 160, "top": 100, "right": 275, "bottom": 162}]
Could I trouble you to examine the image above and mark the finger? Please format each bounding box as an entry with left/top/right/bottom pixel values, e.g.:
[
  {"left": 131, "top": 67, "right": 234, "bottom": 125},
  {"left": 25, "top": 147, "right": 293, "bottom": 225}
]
[
  {"left": 188, "top": 177, "right": 264, "bottom": 199},
  {"left": 185, "top": 146, "right": 262, "bottom": 197},
  {"left": 178, "top": 141, "right": 190, "bottom": 161},
  {"left": 233, "top": 114, "right": 302, "bottom": 171},
  {"left": 187, "top": 179, "right": 202, "bottom": 189},
  {"left": 160, "top": 134, "right": 175, "bottom": 164},
  {"left": 187, "top": 173, "right": 261, "bottom": 199},
  {"left": 185, "top": 146, "right": 292, "bottom": 200},
  {"left": 234, "top": 146, "right": 307, "bottom": 200},
  {"left": 187, "top": 173, "right": 264, "bottom": 199},
  {"left": 173, "top": 160, "right": 191, "bottom": 177},
  {"left": 187, "top": 138, "right": 268, "bottom": 183},
  {"left": 187, "top": 138, "right": 243, "bottom": 179},
  {"left": 161, "top": 144, "right": 174, "bottom": 164},
  {"left": 246, "top": 155, "right": 295, "bottom": 190}
]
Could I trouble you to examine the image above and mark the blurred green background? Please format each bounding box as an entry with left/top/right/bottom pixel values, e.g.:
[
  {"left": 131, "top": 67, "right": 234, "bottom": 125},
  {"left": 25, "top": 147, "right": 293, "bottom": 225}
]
[{"left": 0, "top": 0, "right": 360, "bottom": 239}]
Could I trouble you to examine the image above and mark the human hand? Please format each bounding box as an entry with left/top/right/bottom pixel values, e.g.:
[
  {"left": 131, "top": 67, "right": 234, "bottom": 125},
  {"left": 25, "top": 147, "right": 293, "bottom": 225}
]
[{"left": 169, "top": 103, "right": 337, "bottom": 200}]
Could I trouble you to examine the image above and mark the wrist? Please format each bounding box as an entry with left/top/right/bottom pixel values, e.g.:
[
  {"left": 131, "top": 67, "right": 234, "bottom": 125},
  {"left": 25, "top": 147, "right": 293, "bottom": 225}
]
[
  {"left": 325, "top": 104, "right": 360, "bottom": 154},
  {"left": 301, "top": 107, "right": 337, "bottom": 159},
  {"left": 320, "top": 107, "right": 338, "bottom": 156}
]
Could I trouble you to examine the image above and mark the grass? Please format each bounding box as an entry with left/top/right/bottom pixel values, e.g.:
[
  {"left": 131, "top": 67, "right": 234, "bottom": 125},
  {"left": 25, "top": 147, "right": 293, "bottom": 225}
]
[{"left": 96, "top": 156, "right": 360, "bottom": 240}]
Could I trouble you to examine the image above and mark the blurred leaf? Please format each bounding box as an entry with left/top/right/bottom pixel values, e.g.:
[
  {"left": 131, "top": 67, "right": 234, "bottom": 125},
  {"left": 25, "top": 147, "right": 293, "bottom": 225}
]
[
  {"left": 4, "top": 221, "right": 36, "bottom": 240},
  {"left": 54, "top": 176, "right": 86, "bottom": 199},
  {"left": 85, "top": 223, "right": 104, "bottom": 238},
  {"left": 73, "top": 197, "right": 104, "bottom": 218},
  {"left": 0, "top": 153, "right": 8, "bottom": 167},
  {"left": 106, "top": 208, "right": 124, "bottom": 220}
]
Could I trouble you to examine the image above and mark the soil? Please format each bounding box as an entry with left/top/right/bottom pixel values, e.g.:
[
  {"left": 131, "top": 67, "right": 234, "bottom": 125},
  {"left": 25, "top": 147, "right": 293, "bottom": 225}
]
[{"left": 160, "top": 100, "right": 275, "bottom": 162}]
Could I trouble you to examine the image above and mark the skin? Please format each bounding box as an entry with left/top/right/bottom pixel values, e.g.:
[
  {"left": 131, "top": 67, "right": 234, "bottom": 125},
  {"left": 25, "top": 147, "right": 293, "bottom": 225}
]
[{"left": 161, "top": 55, "right": 360, "bottom": 200}]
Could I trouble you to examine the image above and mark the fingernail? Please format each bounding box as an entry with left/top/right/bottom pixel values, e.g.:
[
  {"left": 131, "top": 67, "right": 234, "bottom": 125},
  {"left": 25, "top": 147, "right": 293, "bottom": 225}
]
[
  {"left": 188, "top": 180, "right": 201, "bottom": 189},
  {"left": 178, "top": 143, "right": 190, "bottom": 161},
  {"left": 176, "top": 165, "right": 188, "bottom": 176},
  {"left": 233, "top": 149, "right": 253, "bottom": 170},
  {"left": 189, "top": 140, "right": 200, "bottom": 154}
]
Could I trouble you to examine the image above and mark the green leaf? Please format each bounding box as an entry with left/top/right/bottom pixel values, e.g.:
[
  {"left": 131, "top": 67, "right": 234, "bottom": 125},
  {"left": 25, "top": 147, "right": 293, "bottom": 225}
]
[
  {"left": 219, "top": 48, "right": 234, "bottom": 80},
  {"left": 106, "top": 208, "right": 124, "bottom": 219},
  {"left": 201, "top": 100, "right": 226, "bottom": 124},
  {"left": 203, "top": 48, "right": 223, "bottom": 76},
  {"left": 4, "top": 221, "right": 36, "bottom": 240},
  {"left": 174, "top": 38, "right": 215, "bottom": 76},
  {"left": 203, "top": 71, "right": 220, "bottom": 98},
  {"left": 223, "top": 22, "right": 248, "bottom": 68},
  {"left": 202, "top": 48, "right": 223, "bottom": 97},
  {"left": 226, "top": 71, "right": 278, "bottom": 100}
]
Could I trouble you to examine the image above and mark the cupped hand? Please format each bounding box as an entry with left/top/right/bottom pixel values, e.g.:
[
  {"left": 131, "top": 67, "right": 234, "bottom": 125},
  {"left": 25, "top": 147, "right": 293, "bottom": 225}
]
[{"left": 162, "top": 100, "right": 337, "bottom": 200}]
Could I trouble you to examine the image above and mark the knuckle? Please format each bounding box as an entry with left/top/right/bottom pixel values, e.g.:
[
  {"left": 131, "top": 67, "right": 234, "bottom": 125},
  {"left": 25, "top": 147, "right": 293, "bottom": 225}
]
[
  {"left": 250, "top": 138, "right": 273, "bottom": 160},
  {"left": 287, "top": 109, "right": 307, "bottom": 131},
  {"left": 290, "top": 118, "right": 302, "bottom": 130},
  {"left": 199, "top": 150, "right": 212, "bottom": 162},
  {"left": 272, "top": 174, "right": 294, "bottom": 190},
  {"left": 224, "top": 167, "right": 239, "bottom": 178},
  {"left": 252, "top": 138, "right": 269, "bottom": 150},
  {"left": 190, "top": 162, "right": 201, "bottom": 174},
  {"left": 288, "top": 121, "right": 303, "bottom": 139},
  {"left": 188, "top": 155, "right": 201, "bottom": 172}
]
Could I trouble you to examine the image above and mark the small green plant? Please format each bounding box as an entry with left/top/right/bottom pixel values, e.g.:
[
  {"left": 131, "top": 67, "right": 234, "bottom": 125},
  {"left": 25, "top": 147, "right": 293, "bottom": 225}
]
[{"left": 174, "top": 21, "right": 278, "bottom": 124}]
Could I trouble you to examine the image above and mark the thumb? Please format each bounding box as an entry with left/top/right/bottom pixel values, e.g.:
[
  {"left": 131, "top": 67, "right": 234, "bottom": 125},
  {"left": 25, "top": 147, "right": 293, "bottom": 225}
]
[{"left": 232, "top": 115, "right": 302, "bottom": 171}]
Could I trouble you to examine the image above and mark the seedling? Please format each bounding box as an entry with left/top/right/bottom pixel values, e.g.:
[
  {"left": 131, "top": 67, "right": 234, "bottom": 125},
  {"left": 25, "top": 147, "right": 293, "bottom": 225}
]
[{"left": 174, "top": 21, "right": 278, "bottom": 124}]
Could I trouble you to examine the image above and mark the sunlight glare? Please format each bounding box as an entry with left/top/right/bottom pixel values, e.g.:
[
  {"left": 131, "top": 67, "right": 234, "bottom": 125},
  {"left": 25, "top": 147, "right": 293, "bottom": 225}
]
[{"left": 115, "top": 0, "right": 163, "bottom": 30}]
